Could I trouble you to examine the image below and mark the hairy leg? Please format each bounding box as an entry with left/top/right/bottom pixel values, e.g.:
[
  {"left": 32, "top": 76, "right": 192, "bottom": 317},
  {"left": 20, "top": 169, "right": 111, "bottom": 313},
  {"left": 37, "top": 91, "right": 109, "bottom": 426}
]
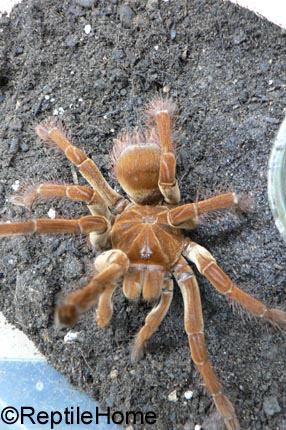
[
  {"left": 168, "top": 193, "right": 239, "bottom": 229},
  {"left": 0, "top": 215, "right": 108, "bottom": 236},
  {"left": 11, "top": 182, "right": 109, "bottom": 217},
  {"left": 184, "top": 240, "right": 286, "bottom": 330},
  {"left": 56, "top": 250, "right": 129, "bottom": 326},
  {"left": 0, "top": 214, "right": 111, "bottom": 249},
  {"left": 131, "top": 275, "right": 173, "bottom": 362},
  {"left": 35, "top": 121, "right": 126, "bottom": 211},
  {"left": 150, "top": 100, "right": 180, "bottom": 205},
  {"left": 173, "top": 256, "right": 240, "bottom": 430}
]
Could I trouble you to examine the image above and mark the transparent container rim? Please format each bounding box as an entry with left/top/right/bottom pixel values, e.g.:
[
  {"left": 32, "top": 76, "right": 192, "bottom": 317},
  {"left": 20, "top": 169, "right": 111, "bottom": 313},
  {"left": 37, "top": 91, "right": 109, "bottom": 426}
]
[{"left": 268, "top": 115, "right": 286, "bottom": 241}]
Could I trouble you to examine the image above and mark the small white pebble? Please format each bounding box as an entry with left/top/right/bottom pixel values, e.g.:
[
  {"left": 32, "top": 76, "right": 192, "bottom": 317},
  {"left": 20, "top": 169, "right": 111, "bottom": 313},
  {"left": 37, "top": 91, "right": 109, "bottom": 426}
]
[
  {"left": 110, "top": 128, "right": 115, "bottom": 133},
  {"left": 53, "top": 107, "right": 65, "bottom": 116},
  {"left": 154, "top": 45, "right": 159, "bottom": 50},
  {"left": 184, "top": 390, "right": 194, "bottom": 400},
  {"left": 110, "top": 369, "right": 118, "bottom": 379},
  {"left": 48, "top": 208, "right": 56, "bottom": 219},
  {"left": 70, "top": 70, "right": 75, "bottom": 75},
  {"left": 44, "top": 95, "right": 50, "bottom": 100},
  {"left": 64, "top": 331, "right": 79, "bottom": 343},
  {"left": 11, "top": 180, "right": 20, "bottom": 191},
  {"left": 84, "top": 24, "right": 91, "bottom": 34},
  {"left": 269, "top": 79, "right": 273, "bottom": 85},
  {"left": 194, "top": 425, "right": 201, "bottom": 430},
  {"left": 168, "top": 389, "right": 178, "bottom": 402},
  {"left": 78, "top": 98, "right": 83, "bottom": 103}
]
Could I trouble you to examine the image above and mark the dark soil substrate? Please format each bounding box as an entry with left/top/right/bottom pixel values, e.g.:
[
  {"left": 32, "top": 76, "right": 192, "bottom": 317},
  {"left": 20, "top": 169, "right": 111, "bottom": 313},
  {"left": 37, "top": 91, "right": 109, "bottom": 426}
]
[{"left": 1, "top": 1, "right": 286, "bottom": 429}]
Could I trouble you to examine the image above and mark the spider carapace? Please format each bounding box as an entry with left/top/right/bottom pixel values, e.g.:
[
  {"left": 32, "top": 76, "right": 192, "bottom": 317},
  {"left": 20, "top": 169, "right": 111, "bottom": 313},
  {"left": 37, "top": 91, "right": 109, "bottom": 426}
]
[
  {"left": 1, "top": 97, "right": 286, "bottom": 430},
  {"left": 111, "top": 205, "right": 185, "bottom": 267}
]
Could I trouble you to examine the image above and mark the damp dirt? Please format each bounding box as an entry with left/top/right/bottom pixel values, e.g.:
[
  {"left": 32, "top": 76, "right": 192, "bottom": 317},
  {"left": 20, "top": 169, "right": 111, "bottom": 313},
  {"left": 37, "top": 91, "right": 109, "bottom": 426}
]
[{"left": 0, "top": 1, "right": 286, "bottom": 429}]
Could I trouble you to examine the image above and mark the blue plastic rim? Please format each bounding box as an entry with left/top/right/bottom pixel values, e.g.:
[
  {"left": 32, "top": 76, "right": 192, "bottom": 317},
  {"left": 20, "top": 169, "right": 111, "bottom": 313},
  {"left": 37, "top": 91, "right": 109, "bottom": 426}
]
[{"left": 268, "top": 115, "right": 286, "bottom": 241}]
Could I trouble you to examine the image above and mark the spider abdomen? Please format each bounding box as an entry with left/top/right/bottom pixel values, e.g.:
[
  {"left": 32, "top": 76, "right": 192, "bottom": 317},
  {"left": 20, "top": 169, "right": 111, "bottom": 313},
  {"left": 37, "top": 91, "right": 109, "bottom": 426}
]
[{"left": 111, "top": 205, "right": 184, "bottom": 268}]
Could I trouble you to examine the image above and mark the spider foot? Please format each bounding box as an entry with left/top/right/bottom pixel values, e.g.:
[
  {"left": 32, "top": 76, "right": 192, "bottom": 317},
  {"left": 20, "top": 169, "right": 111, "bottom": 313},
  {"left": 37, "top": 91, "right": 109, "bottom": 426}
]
[
  {"left": 214, "top": 393, "right": 240, "bottom": 430},
  {"left": 235, "top": 193, "right": 256, "bottom": 213},
  {"left": 9, "top": 183, "right": 39, "bottom": 209},
  {"left": 35, "top": 118, "right": 68, "bottom": 143},
  {"left": 202, "top": 411, "right": 229, "bottom": 430},
  {"left": 131, "top": 337, "right": 146, "bottom": 363},
  {"left": 224, "top": 416, "right": 240, "bottom": 430},
  {"left": 56, "top": 304, "right": 78, "bottom": 327},
  {"left": 265, "top": 308, "right": 286, "bottom": 331}
]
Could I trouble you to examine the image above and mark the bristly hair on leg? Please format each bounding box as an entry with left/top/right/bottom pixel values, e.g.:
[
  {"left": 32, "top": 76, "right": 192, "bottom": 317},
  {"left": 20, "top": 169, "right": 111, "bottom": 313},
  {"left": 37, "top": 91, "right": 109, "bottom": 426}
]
[
  {"left": 228, "top": 296, "right": 286, "bottom": 332},
  {"left": 34, "top": 117, "right": 73, "bottom": 148},
  {"left": 227, "top": 296, "right": 255, "bottom": 324},
  {"left": 9, "top": 180, "right": 70, "bottom": 210},
  {"left": 8, "top": 167, "right": 71, "bottom": 209},
  {"left": 145, "top": 96, "right": 181, "bottom": 152},
  {"left": 193, "top": 187, "right": 236, "bottom": 227},
  {"left": 9, "top": 182, "right": 42, "bottom": 209},
  {"left": 145, "top": 96, "right": 177, "bottom": 126}
]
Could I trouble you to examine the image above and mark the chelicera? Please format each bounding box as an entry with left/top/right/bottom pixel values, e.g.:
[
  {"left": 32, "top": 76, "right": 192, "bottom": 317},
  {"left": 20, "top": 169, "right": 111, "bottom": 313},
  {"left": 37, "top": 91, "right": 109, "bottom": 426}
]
[{"left": 1, "top": 98, "right": 285, "bottom": 430}]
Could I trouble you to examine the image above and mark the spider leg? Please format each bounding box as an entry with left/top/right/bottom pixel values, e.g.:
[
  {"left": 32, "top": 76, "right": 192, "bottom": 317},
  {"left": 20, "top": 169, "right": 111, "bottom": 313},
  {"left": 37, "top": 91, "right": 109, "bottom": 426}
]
[
  {"left": 56, "top": 249, "right": 129, "bottom": 327},
  {"left": 35, "top": 121, "right": 126, "bottom": 212},
  {"left": 155, "top": 110, "right": 180, "bottom": 205},
  {"left": 96, "top": 283, "right": 118, "bottom": 328},
  {"left": 123, "top": 267, "right": 144, "bottom": 301},
  {"left": 11, "top": 182, "right": 109, "bottom": 217},
  {"left": 0, "top": 215, "right": 111, "bottom": 248},
  {"left": 173, "top": 256, "right": 240, "bottom": 430},
  {"left": 131, "top": 275, "right": 173, "bottom": 362},
  {"left": 168, "top": 193, "right": 239, "bottom": 229},
  {"left": 184, "top": 240, "right": 286, "bottom": 331},
  {"left": 0, "top": 215, "right": 108, "bottom": 236}
]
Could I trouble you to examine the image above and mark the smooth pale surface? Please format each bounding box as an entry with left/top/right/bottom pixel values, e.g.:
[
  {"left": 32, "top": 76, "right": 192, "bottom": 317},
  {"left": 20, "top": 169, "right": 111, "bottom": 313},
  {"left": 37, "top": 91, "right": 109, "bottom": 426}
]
[
  {"left": 0, "top": 313, "right": 43, "bottom": 359},
  {"left": 229, "top": 0, "right": 286, "bottom": 29},
  {"left": 0, "top": 0, "right": 20, "bottom": 14}
]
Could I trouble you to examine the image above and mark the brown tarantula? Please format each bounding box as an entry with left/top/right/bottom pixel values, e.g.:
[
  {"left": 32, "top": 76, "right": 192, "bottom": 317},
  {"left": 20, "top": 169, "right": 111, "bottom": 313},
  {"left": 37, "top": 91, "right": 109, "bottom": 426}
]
[{"left": 0, "top": 98, "right": 285, "bottom": 430}]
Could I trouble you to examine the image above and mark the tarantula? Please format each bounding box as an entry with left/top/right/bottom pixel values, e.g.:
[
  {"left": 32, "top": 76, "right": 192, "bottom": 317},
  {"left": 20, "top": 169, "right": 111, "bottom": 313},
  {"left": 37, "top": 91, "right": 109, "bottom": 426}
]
[{"left": 1, "top": 98, "right": 286, "bottom": 430}]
